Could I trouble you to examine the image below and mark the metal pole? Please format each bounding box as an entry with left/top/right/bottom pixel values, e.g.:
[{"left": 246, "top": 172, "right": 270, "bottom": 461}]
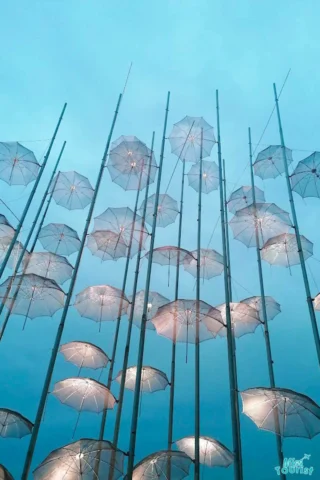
[
  {"left": 248, "top": 127, "right": 285, "bottom": 479},
  {"left": 127, "top": 92, "right": 170, "bottom": 477},
  {"left": 21, "top": 94, "right": 122, "bottom": 479},
  {"left": 273, "top": 83, "right": 320, "bottom": 365},
  {"left": 0, "top": 104, "right": 67, "bottom": 280},
  {"left": 216, "top": 89, "right": 243, "bottom": 480},
  {"left": 223, "top": 159, "right": 232, "bottom": 297}
]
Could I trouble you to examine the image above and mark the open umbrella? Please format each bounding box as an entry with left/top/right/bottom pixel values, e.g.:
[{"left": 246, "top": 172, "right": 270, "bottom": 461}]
[
  {"left": 290, "top": 151, "right": 320, "bottom": 198},
  {"left": 0, "top": 142, "right": 40, "bottom": 186},
  {"left": 60, "top": 341, "right": 109, "bottom": 371},
  {"left": 39, "top": 223, "right": 81, "bottom": 256},
  {"left": 228, "top": 186, "right": 265, "bottom": 214},
  {"left": 253, "top": 145, "right": 293, "bottom": 180},
  {"left": 175, "top": 436, "right": 233, "bottom": 468},
  {"left": 0, "top": 408, "right": 33, "bottom": 438},
  {"left": 23, "top": 252, "right": 73, "bottom": 285},
  {"left": 115, "top": 366, "right": 169, "bottom": 393},
  {"left": 144, "top": 246, "right": 194, "bottom": 286},
  {"left": 131, "top": 450, "right": 192, "bottom": 480},
  {"left": 183, "top": 248, "right": 224, "bottom": 279},
  {"left": 241, "top": 296, "right": 281, "bottom": 321},
  {"left": 216, "top": 302, "right": 262, "bottom": 338},
  {"left": 51, "top": 171, "right": 94, "bottom": 210},
  {"left": 127, "top": 290, "right": 169, "bottom": 330},
  {"left": 87, "top": 230, "right": 127, "bottom": 261},
  {"left": 187, "top": 160, "right": 219, "bottom": 193},
  {"left": 140, "top": 194, "right": 179, "bottom": 228},
  {"left": 0, "top": 237, "right": 27, "bottom": 269},
  {"left": 261, "top": 233, "right": 313, "bottom": 268},
  {"left": 0, "top": 215, "right": 15, "bottom": 239}
]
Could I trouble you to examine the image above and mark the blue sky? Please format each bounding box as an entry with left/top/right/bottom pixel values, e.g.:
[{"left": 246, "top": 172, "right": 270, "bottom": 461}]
[{"left": 1, "top": 0, "right": 320, "bottom": 478}]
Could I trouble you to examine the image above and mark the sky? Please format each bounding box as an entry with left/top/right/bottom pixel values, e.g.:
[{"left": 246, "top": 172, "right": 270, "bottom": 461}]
[{"left": 1, "top": 0, "right": 320, "bottom": 478}]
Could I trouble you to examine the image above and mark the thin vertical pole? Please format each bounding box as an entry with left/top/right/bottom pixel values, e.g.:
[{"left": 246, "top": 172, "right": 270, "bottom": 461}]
[
  {"left": 0, "top": 104, "right": 67, "bottom": 280},
  {"left": 21, "top": 94, "right": 122, "bottom": 480},
  {"left": 248, "top": 127, "right": 285, "bottom": 479},
  {"left": 223, "top": 159, "right": 232, "bottom": 297},
  {"left": 273, "top": 83, "right": 320, "bottom": 365},
  {"left": 216, "top": 90, "right": 243, "bottom": 480},
  {"left": 127, "top": 92, "right": 170, "bottom": 477}
]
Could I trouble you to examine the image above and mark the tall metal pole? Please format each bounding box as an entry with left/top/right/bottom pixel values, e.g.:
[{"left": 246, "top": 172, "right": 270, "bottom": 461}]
[
  {"left": 127, "top": 92, "right": 170, "bottom": 477},
  {"left": 223, "top": 159, "right": 232, "bottom": 296},
  {"left": 216, "top": 90, "right": 243, "bottom": 480},
  {"left": 273, "top": 83, "right": 320, "bottom": 365},
  {"left": 0, "top": 103, "right": 67, "bottom": 280},
  {"left": 248, "top": 127, "right": 285, "bottom": 479},
  {"left": 21, "top": 94, "right": 122, "bottom": 480}
]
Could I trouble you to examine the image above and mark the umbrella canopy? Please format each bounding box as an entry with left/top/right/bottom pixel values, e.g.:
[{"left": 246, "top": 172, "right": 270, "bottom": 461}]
[
  {"left": 131, "top": 450, "right": 192, "bottom": 480},
  {"left": 87, "top": 230, "right": 127, "bottom": 261},
  {"left": 216, "top": 302, "right": 262, "bottom": 338},
  {"left": 52, "top": 377, "right": 116, "bottom": 412},
  {"left": 0, "top": 237, "right": 27, "bottom": 269},
  {"left": 261, "top": 233, "right": 313, "bottom": 268},
  {"left": 0, "top": 408, "right": 33, "bottom": 438},
  {"left": 0, "top": 141, "right": 40, "bottom": 186},
  {"left": 151, "top": 299, "right": 224, "bottom": 343},
  {"left": 168, "top": 116, "right": 216, "bottom": 163},
  {"left": 229, "top": 203, "right": 292, "bottom": 248},
  {"left": 23, "top": 252, "right": 73, "bottom": 285},
  {"left": 314, "top": 293, "right": 320, "bottom": 311},
  {"left": 74, "top": 285, "right": 129, "bottom": 323},
  {"left": 115, "top": 366, "right": 169, "bottom": 393},
  {"left": 183, "top": 248, "right": 224, "bottom": 279},
  {"left": 33, "top": 438, "right": 125, "bottom": 480},
  {"left": 51, "top": 171, "right": 94, "bottom": 210},
  {"left": 227, "top": 186, "right": 265, "bottom": 214},
  {"left": 107, "top": 136, "right": 157, "bottom": 191},
  {"left": 253, "top": 145, "right": 293, "bottom": 180},
  {"left": 175, "top": 436, "right": 234, "bottom": 468},
  {"left": 39, "top": 223, "right": 81, "bottom": 256},
  {"left": 290, "top": 151, "right": 320, "bottom": 198},
  {"left": 145, "top": 246, "right": 194, "bottom": 267},
  {"left": 60, "top": 341, "right": 109, "bottom": 370},
  {"left": 241, "top": 296, "right": 281, "bottom": 321},
  {"left": 0, "top": 273, "right": 65, "bottom": 319},
  {"left": 140, "top": 194, "right": 179, "bottom": 228},
  {"left": 187, "top": 160, "right": 219, "bottom": 194},
  {"left": 0, "top": 215, "right": 15, "bottom": 239},
  {"left": 241, "top": 387, "right": 320, "bottom": 438},
  {"left": 0, "top": 465, "right": 14, "bottom": 480},
  {"left": 127, "top": 290, "right": 170, "bottom": 330}
]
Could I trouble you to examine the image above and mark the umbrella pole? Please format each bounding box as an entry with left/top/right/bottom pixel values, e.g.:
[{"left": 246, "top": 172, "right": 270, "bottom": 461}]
[
  {"left": 127, "top": 92, "right": 170, "bottom": 477},
  {"left": 20, "top": 94, "right": 122, "bottom": 480},
  {"left": 223, "top": 159, "right": 232, "bottom": 296},
  {"left": 0, "top": 104, "right": 67, "bottom": 280},
  {"left": 248, "top": 127, "right": 285, "bottom": 479},
  {"left": 216, "top": 89, "right": 243, "bottom": 480},
  {"left": 273, "top": 83, "right": 320, "bottom": 365}
]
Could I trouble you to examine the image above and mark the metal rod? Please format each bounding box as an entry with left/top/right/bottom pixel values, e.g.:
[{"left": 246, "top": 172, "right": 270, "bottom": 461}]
[
  {"left": 21, "top": 94, "right": 122, "bottom": 479},
  {"left": 127, "top": 92, "right": 170, "bottom": 477},
  {"left": 223, "top": 159, "right": 232, "bottom": 297}
]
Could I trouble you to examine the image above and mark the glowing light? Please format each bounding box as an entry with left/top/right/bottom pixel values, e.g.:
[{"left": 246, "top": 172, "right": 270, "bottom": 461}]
[
  {"left": 130, "top": 161, "right": 137, "bottom": 167},
  {"left": 76, "top": 453, "right": 84, "bottom": 460},
  {"left": 147, "top": 302, "right": 153, "bottom": 312},
  {"left": 70, "top": 185, "right": 76, "bottom": 191},
  {"left": 127, "top": 151, "right": 133, "bottom": 156},
  {"left": 203, "top": 173, "right": 207, "bottom": 178}
]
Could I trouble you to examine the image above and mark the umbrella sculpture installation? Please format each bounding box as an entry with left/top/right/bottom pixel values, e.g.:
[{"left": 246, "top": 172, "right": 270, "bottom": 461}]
[
  {"left": 0, "top": 409, "right": 33, "bottom": 438},
  {"left": 187, "top": 159, "right": 219, "bottom": 194},
  {"left": 241, "top": 296, "right": 281, "bottom": 322},
  {"left": 115, "top": 365, "right": 169, "bottom": 393},
  {"left": 140, "top": 193, "right": 179, "bottom": 228},
  {"left": 175, "top": 436, "right": 234, "bottom": 468},
  {"left": 51, "top": 170, "right": 95, "bottom": 210},
  {"left": 253, "top": 145, "right": 293, "bottom": 179},
  {"left": 0, "top": 238, "right": 27, "bottom": 270},
  {"left": 23, "top": 252, "right": 73, "bottom": 285},
  {"left": 261, "top": 233, "right": 313, "bottom": 268},
  {"left": 0, "top": 142, "right": 40, "bottom": 186},
  {"left": 290, "top": 151, "right": 320, "bottom": 198},
  {"left": 127, "top": 290, "right": 170, "bottom": 330},
  {"left": 0, "top": 465, "right": 14, "bottom": 480},
  {"left": 183, "top": 248, "right": 224, "bottom": 280},
  {"left": 216, "top": 302, "right": 262, "bottom": 338},
  {"left": 131, "top": 450, "right": 193, "bottom": 480},
  {"left": 59, "top": 340, "right": 109, "bottom": 378},
  {"left": 38, "top": 223, "right": 81, "bottom": 256},
  {"left": 227, "top": 186, "right": 265, "bottom": 214},
  {"left": 87, "top": 230, "right": 127, "bottom": 261},
  {"left": 144, "top": 246, "right": 194, "bottom": 287}
]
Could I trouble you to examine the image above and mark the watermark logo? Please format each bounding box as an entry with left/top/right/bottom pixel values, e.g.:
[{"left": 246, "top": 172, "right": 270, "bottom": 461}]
[{"left": 275, "top": 454, "right": 314, "bottom": 476}]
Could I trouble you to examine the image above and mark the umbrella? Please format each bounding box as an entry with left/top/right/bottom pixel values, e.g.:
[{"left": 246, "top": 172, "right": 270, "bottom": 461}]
[
  {"left": 107, "top": 136, "right": 157, "bottom": 191},
  {"left": 241, "top": 387, "right": 320, "bottom": 438},
  {"left": 216, "top": 302, "right": 262, "bottom": 338},
  {"left": 0, "top": 215, "right": 15, "bottom": 239},
  {"left": 290, "top": 151, "right": 320, "bottom": 198},
  {"left": 23, "top": 252, "right": 73, "bottom": 284},
  {"left": 183, "top": 248, "right": 224, "bottom": 279},
  {"left": 144, "top": 246, "right": 194, "bottom": 286},
  {"left": 253, "top": 145, "right": 293, "bottom": 180},
  {"left": 39, "top": 223, "right": 81, "bottom": 256},
  {"left": 175, "top": 436, "right": 234, "bottom": 468},
  {"left": 229, "top": 203, "right": 292, "bottom": 248},
  {"left": 87, "top": 230, "right": 127, "bottom": 261},
  {"left": 168, "top": 116, "right": 216, "bottom": 163},
  {"left": 60, "top": 341, "right": 109, "bottom": 370},
  {"left": 314, "top": 293, "right": 320, "bottom": 311},
  {"left": 187, "top": 160, "right": 219, "bottom": 193},
  {"left": 0, "top": 237, "right": 27, "bottom": 269},
  {"left": 0, "top": 408, "right": 33, "bottom": 438},
  {"left": 227, "top": 186, "right": 265, "bottom": 214},
  {"left": 241, "top": 296, "right": 281, "bottom": 321},
  {"left": 140, "top": 194, "right": 179, "bottom": 228},
  {"left": 0, "top": 465, "right": 13, "bottom": 480},
  {"left": 115, "top": 366, "right": 169, "bottom": 393},
  {"left": 131, "top": 450, "right": 192, "bottom": 480},
  {"left": 127, "top": 290, "right": 170, "bottom": 330},
  {"left": 261, "top": 233, "right": 313, "bottom": 268},
  {"left": 51, "top": 171, "right": 94, "bottom": 210},
  {"left": 33, "top": 438, "right": 125, "bottom": 480},
  {"left": 0, "top": 142, "right": 40, "bottom": 186}
]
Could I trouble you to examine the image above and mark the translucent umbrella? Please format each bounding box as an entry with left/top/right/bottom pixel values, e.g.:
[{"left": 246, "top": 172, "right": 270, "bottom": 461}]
[
  {"left": 183, "top": 248, "right": 224, "bottom": 279},
  {"left": 39, "top": 223, "right": 81, "bottom": 256},
  {"left": 0, "top": 465, "right": 13, "bottom": 480},
  {"left": 107, "top": 136, "right": 157, "bottom": 191},
  {"left": 144, "top": 246, "right": 194, "bottom": 286},
  {"left": 187, "top": 160, "right": 219, "bottom": 193},
  {"left": 241, "top": 296, "right": 281, "bottom": 321},
  {"left": 227, "top": 186, "right": 265, "bottom": 214},
  {"left": 0, "top": 408, "right": 33, "bottom": 438},
  {"left": 140, "top": 193, "right": 179, "bottom": 228},
  {"left": 229, "top": 203, "right": 292, "bottom": 248},
  {"left": 23, "top": 252, "right": 73, "bottom": 285},
  {"left": 261, "top": 233, "right": 313, "bottom": 268},
  {"left": 127, "top": 290, "right": 169, "bottom": 330},
  {"left": 253, "top": 145, "right": 293, "bottom": 180},
  {"left": 33, "top": 439, "right": 125, "bottom": 480},
  {"left": 0, "top": 237, "right": 27, "bottom": 269},
  {"left": 0, "top": 142, "right": 40, "bottom": 186},
  {"left": 115, "top": 366, "right": 169, "bottom": 393},
  {"left": 131, "top": 450, "right": 192, "bottom": 480},
  {"left": 241, "top": 387, "right": 320, "bottom": 438},
  {"left": 0, "top": 215, "right": 15, "bottom": 239},
  {"left": 314, "top": 293, "right": 320, "bottom": 311},
  {"left": 87, "top": 230, "right": 127, "bottom": 261},
  {"left": 60, "top": 341, "right": 109, "bottom": 370},
  {"left": 216, "top": 302, "right": 262, "bottom": 338},
  {"left": 175, "top": 436, "right": 233, "bottom": 468},
  {"left": 168, "top": 116, "right": 216, "bottom": 163},
  {"left": 290, "top": 151, "right": 320, "bottom": 198},
  {"left": 51, "top": 171, "right": 94, "bottom": 210}
]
